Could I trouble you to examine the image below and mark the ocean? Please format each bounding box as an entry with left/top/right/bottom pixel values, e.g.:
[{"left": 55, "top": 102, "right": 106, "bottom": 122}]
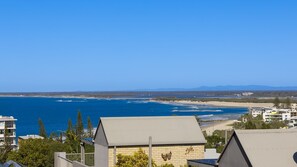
[{"left": 0, "top": 97, "right": 248, "bottom": 137}]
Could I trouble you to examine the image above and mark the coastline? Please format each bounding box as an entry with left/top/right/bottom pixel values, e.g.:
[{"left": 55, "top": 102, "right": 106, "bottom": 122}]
[
  {"left": 201, "top": 119, "right": 236, "bottom": 135},
  {"left": 152, "top": 100, "right": 274, "bottom": 108}
]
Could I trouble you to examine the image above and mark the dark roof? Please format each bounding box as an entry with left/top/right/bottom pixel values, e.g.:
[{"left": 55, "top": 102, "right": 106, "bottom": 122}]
[
  {"left": 81, "top": 138, "right": 94, "bottom": 145},
  {"left": 3, "top": 160, "right": 25, "bottom": 167},
  {"left": 188, "top": 159, "right": 218, "bottom": 166}
]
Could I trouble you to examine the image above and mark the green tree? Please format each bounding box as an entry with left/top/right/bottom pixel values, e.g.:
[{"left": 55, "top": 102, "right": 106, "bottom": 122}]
[
  {"left": 67, "top": 118, "right": 74, "bottom": 133},
  {"left": 38, "top": 118, "right": 47, "bottom": 138},
  {"left": 284, "top": 97, "right": 291, "bottom": 109},
  {"left": 87, "top": 116, "right": 93, "bottom": 138},
  {"left": 245, "top": 121, "right": 257, "bottom": 129},
  {"left": 76, "top": 111, "right": 84, "bottom": 140},
  {"left": 64, "top": 128, "right": 80, "bottom": 153},
  {"left": 116, "top": 148, "right": 157, "bottom": 167},
  {"left": 8, "top": 139, "right": 68, "bottom": 167},
  {"left": 273, "top": 97, "right": 280, "bottom": 108}
]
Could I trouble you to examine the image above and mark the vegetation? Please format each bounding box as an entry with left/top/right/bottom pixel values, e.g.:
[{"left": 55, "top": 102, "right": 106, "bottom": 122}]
[
  {"left": 233, "top": 114, "right": 287, "bottom": 130},
  {"left": 38, "top": 118, "right": 47, "bottom": 138},
  {"left": 155, "top": 97, "right": 297, "bottom": 104},
  {"left": 8, "top": 139, "right": 68, "bottom": 167},
  {"left": 284, "top": 97, "right": 292, "bottom": 109},
  {"left": 116, "top": 149, "right": 175, "bottom": 167},
  {"left": 4, "top": 111, "right": 95, "bottom": 166},
  {"left": 273, "top": 97, "right": 280, "bottom": 108},
  {"left": 204, "top": 130, "right": 232, "bottom": 153},
  {"left": 116, "top": 148, "right": 157, "bottom": 167},
  {"left": 76, "top": 111, "right": 84, "bottom": 140},
  {"left": 87, "top": 116, "right": 93, "bottom": 138}
]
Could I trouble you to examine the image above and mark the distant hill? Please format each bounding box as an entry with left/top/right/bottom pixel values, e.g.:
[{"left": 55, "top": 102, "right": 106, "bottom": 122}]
[
  {"left": 193, "top": 85, "right": 297, "bottom": 91},
  {"left": 143, "top": 85, "right": 297, "bottom": 91}
]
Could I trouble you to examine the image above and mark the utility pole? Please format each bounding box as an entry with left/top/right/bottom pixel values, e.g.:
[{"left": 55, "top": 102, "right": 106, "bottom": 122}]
[
  {"left": 149, "top": 136, "right": 152, "bottom": 167},
  {"left": 225, "top": 130, "right": 228, "bottom": 145}
]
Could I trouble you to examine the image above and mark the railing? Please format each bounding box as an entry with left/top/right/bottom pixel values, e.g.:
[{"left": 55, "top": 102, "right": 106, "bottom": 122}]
[{"left": 66, "top": 153, "right": 94, "bottom": 166}]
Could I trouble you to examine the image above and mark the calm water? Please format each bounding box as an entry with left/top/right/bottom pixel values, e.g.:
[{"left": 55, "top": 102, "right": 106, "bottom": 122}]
[{"left": 0, "top": 97, "right": 248, "bottom": 136}]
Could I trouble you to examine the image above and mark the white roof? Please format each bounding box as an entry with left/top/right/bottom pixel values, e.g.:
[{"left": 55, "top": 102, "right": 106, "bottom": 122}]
[
  {"left": 18, "top": 134, "right": 44, "bottom": 140},
  {"left": 97, "top": 116, "right": 206, "bottom": 146},
  {"left": 235, "top": 129, "right": 297, "bottom": 167},
  {"left": 0, "top": 115, "right": 17, "bottom": 121}
]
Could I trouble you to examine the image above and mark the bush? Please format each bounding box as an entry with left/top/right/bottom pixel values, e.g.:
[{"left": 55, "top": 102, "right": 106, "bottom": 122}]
[
  {"left": 8, "top": 139, "right": 69, "bottom": 167},
  {"left": 116, "top": 148, "right": 157, "bottom": 167}
]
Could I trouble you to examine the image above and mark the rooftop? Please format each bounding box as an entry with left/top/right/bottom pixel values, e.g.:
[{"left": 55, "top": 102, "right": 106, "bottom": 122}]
[
  {"left": 18, "top": 134, "right": 44, "bottom": 140},
  {"left": 222, "top": 129, "right": 297, "bottom": 167},
  {"left": 95, "top": 116, "right": 206, "bottom": 146},
  {"left": 0, "top": 115, "right": 17, "bottom": 121}
]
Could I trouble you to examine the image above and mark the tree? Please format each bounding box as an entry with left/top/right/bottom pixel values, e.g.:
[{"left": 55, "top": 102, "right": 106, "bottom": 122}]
[
  {"left": 38, "top": 118, "right": 47, "bottom": 138},
  {"left": 76, "top": 111, "right": 84, "bottom": 140},
  {"left": 64, "top": 130, "right": 80, "bottom": 153},
  {"left": 116, "top": 148, "right": 157, "bottom": 167},
  {"left": 87, "top": 116, "right": 93, "bottom": 138},
  {"left": 8, "top": 139, "right": 68, "bottom": 167},
  {"left": 284, "top": 97, "right": 291, "bottom": 109},
  {"left": 67, "top": 118, "right": 74, "bottom": 133},
  {"left": 273, "top": 97, "right": 280, "bottom": 108}
]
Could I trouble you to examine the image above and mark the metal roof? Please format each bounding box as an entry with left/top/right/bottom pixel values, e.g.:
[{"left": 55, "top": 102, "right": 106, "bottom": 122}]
[
  {"left": 96, "top": 116, "right": 206, "bottom": 146},
  {"left": 221, "top": 129, "right": 297, "bottom": 167},
  {"left": 188, "top": 159, "right": 218, "bottom": 166}
]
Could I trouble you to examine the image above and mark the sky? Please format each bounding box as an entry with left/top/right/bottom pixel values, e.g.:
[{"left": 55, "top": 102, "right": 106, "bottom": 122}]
[{"left": 0, "top": 0, "right": 297, "bottom": 92}]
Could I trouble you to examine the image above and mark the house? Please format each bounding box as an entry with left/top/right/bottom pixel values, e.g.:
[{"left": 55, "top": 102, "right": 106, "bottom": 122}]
[
  {"left": 217, "top": 129, "right": 297, "bottom": 167},
  {"left": 262, "top": 109, "right": 291, "bottom": 122},
  {"left": 18, "top": 134, "right": 44, "bottom": 143},
  {"left": 187, "top": 149, "right": 220, "bottom": 167},
  {"left": 0, "top": 115, "right": 17, "bottom": 149},
  {"left": 288, "top": 116, "right": 297, "bottom": 127},
  {"left": 93, "top": 116, "right": 206, "bottom": 167}
]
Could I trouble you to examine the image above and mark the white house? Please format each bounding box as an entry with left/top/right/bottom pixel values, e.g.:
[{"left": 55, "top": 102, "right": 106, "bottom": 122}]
[
  {"left": 0, "top": 116, "right": 17, "bottom": 148},
  {"left": 262, "top": 109, "right": 291, "bottom": 122}
]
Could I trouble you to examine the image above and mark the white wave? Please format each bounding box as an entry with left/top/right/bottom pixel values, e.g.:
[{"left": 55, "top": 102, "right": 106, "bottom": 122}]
[
  {"left": 199, "top": 109, "right": 223, "bottom": 112},
  {"left": 198, "top": 114, "right": 214, "bottom": 118},
  {"left": 56, "top": 100, "right": 72, "bottom": 103},
  {"left": 172, "top": 109, "right": 223, "bottom": 113},
  {"left": 188, "top": 106, "right": 199, "bottom": 109},
  {"left": 129, "top": 100, "right": 150, "bottom": 104},
  {"left": 56, "top": 99, "right": 86, "bottom": 103}
]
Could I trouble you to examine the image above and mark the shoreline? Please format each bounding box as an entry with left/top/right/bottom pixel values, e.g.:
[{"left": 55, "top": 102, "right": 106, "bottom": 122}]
[
  {"left": 201, "top": 119, "right": 236, "bottom": 135},
  {"left": 152, "top": 99, "right": 274, "bottom": 108}
]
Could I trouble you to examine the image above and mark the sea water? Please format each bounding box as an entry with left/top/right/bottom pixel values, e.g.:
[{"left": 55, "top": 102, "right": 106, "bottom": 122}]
[{"left": 0, "top": 97, "right": 247, "bottom": 136}]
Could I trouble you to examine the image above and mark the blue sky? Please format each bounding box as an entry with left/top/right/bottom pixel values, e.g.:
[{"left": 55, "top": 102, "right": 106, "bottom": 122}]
[{"left": 0, "top": 1, "right": 297, "bottom": 92}]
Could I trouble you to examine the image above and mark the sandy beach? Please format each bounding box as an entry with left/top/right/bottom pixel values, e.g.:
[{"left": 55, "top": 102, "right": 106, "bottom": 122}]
[
  {"left": 154, "top": 100, "right": 274, "bottom": 108},
  {"left": 201, "top": 120, "right": 236, "bottom": 135}
]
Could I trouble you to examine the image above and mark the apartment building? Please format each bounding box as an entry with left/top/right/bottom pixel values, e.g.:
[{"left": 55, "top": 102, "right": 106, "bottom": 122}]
[{"left": 0, "top": 116, "right": 17, "bottom": 148}]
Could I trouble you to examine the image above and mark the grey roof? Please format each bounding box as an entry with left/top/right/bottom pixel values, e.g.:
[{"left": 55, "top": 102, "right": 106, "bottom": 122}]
[
  {"left": 97, "top": 116, "right": 206, "bottom": 146},
  {"left": 230, "top": 129, "right": 297, "bottom": 167}
]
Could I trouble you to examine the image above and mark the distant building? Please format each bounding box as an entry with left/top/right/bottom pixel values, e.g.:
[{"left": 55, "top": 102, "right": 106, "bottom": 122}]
[
  {"left": 18, "top": 134, "right": 44, "bottom": 143},
  {"left": 217, "top": 129, "right": 297, "bottom": 167},
  {"left": 288, "top": 116, "right": 297, "bottom": 127},
  {"left": 0, "top": 116, "right": 17, "bottom": 148},
  {"left": 250, "top": 107, "right": 295, "bottom": 122},
  {"left": 93, "top": 116, "right": 206, "bottom": 167},
  {"left": 262, "top": 109, "right": 291, "bottom": 122},
  {"left": 242, "top": 92, "right": 253, "bottom": 96}
]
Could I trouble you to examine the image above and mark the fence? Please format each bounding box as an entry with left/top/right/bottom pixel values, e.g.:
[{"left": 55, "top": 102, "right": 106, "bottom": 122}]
[
  {"left": 55, "top": 152, "right": 93, "bottom": 167},
  {"left": 66, "top": 153, "right": 94, "bottom": 166}
]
